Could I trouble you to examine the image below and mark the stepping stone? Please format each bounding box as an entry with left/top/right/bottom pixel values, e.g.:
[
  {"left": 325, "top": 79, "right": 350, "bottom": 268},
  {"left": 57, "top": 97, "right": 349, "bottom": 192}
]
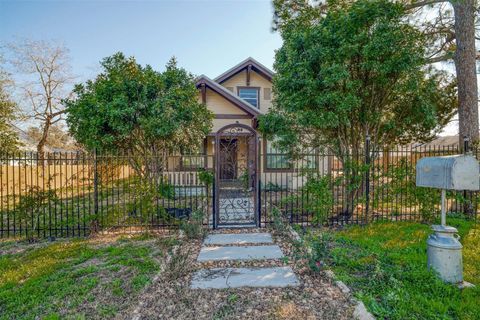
[
  {"left": 191, "top": 266, "right": 299, "bottom": 289},
  {"left": 197, "top": 245, "right": 283, "bottom": 261},
  {"left": 204, "top": 233, "right": 273, "bottom": 245}
]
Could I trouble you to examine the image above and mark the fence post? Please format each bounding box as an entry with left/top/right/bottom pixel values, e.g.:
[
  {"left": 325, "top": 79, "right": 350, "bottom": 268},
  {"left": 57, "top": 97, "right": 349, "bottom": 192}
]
[
  {"left": 462, "top": 136, "right": 471, "bottom": 216},
  {"left": 257, "top": 177, "right": 262, "bottom": 228},
  {"left": 212, "top": 171, "right": 216, "bottom": 229},
  {"left": 93, "top": 148, "right": 99, "bottom": 231},
  {"left": 364, "top": 135, "right": 371, "bottom": 223}
]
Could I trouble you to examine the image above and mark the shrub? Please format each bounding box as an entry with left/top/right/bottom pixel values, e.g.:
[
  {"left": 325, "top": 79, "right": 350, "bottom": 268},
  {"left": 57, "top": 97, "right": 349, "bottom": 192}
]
[
  {"left": 179, "top": 210, "right": 205, "bottom": 239},
  {"left": 271, "top": 206, "right": 290, "bottom": 234},
  {"left": 116, "top": 177, "right": 174, "bottom": 228},
  {"left": 14, "top": 186, "right": 61, "bottom": 241},
  {"left": 290, "top": 229, "right": 331, "bottom": 273},
  {"left": 372, "top": 158, "right": 440, "bottom": 222},
  {"left": 282, "top": 174, "right": 335, "bottom": 225},
  {"left": 198, "top": 168, "right": 213, "bottom": 188}
]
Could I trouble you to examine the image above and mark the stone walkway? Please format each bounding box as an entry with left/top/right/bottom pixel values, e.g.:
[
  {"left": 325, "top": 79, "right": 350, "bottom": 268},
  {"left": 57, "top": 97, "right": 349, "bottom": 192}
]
[
  {"left": 191, "top": 232, "right": 300, "bottom": 289},
  {"left": 124, "top": 230, "right": 355, "bottom": 319}
]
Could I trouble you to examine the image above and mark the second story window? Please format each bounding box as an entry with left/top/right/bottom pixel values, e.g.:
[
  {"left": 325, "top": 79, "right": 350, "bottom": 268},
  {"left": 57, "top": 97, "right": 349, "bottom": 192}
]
[{"left": 238, "top": 87, "right": 259, "bottom": 108}]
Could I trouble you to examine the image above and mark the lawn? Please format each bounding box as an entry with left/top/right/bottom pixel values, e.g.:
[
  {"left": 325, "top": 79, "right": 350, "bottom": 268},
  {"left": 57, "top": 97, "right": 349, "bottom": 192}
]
[
  {"left": 315, "top": 218, "right": 480, "bottom": 320},
  {"left": 0, "top": 233, "right": 176, "bottom": 319}
]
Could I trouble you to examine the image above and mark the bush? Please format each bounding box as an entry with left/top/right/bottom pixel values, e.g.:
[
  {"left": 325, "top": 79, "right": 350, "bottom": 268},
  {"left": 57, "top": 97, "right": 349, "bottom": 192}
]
[
  {"left": 179, "top": 210, "right": 205, "bottom": 239},
  {"left": 282, "top": 174, "right": 334, "bottom": 225},
  {"left": 198, "top": 168, "right": 213, "bottom": 188},
  {"left": 115, "top": 177, "right": 174, "bottom": 227},
  {"left": 271, "top": 206, "right": 290, "bottom": 234},
  {"left": 290, "top": 229, "right": 331, "bottom": 273},
  {"left": 372, "top": 158, "right": 440, "bottom": 222},
  {"left": 14, "top": 186, "right": 61, "bottom": 241}
]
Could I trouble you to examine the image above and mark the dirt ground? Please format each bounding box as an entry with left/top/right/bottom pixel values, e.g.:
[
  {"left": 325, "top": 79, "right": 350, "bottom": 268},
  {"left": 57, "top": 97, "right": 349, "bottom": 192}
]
[{"left": 118, "top": 228, "right": 355, "bottom": 320}]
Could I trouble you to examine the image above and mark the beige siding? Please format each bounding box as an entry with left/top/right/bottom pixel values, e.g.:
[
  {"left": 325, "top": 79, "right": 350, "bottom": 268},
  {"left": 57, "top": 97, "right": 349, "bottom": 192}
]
[
  {"left": 202, "top": 88, "right": 248, "bottom": 115},
  {"left": 197, "top": 87, "right": 253, "bottom": 133},
  {"left": 221, "top": 70, "right": 273, "bottom": 113}
]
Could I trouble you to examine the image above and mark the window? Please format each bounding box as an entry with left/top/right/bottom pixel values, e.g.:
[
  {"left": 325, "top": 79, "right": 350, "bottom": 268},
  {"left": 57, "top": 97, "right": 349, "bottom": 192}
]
[
  {"left": 180, "top": 143, "right": 206, "bottom": 170},
  {"left": 265, "top": 140, "right": 292, "bottom": 170},
  {"left": 238, "top": 87, "right": 259, "bottom": 108},
  {"left": 300, "top": 148, "right": 318, "bottom": 170}
]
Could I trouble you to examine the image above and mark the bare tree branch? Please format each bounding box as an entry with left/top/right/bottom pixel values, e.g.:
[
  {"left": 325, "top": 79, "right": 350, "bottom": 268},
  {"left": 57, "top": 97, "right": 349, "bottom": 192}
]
[
  {"left": 428, "top": 53, "right": 454, "bottom": 63},
  {"left": 6, "top": 39, "right": 76, "bottom": 155},
  {"left": 405, "top": 0, "right": 449, "bottom": 10}
]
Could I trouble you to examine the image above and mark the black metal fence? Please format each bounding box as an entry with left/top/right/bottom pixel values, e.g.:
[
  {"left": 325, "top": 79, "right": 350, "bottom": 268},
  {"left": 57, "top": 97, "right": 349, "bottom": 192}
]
[
  {"left": 0, "top": 152, "right": 214, "bottom": 239},
  {"left": 259, "top": 140, "right": 479, "bottom": 227},
  {"left": 1, "top": 142, "right": 478, "bottom": 239}
]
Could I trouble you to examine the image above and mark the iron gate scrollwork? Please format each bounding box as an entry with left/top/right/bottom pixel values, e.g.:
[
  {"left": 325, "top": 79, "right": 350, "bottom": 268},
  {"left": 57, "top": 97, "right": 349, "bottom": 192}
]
[{"left": 215, "top": 124, "right": 258, "bottom": 227}]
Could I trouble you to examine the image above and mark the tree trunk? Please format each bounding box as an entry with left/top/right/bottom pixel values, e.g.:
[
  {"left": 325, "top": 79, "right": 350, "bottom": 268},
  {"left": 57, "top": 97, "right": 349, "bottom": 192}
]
[
  {"left": 37, "top": 120, "right": 50, "bottom": 154},
  {"left": 37, "top": 118, "right": 51, "bottom": 161},
  {"left": 452, "top": 0, "right": 479, "bottom": 148}
]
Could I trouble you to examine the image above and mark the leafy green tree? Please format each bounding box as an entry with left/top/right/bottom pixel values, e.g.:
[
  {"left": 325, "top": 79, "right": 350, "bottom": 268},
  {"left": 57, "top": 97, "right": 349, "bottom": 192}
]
[
  {"left": 66, "top": 53, "right": 213, "bottom": 178},
  {"left": 262, "top": 0, "right": 457, "bottom": 216},
  {"left": 0, "top": 65, "right": 22, "bottom": 154},
  {"left": 263, "top": 0, "right": 455, "bottom": 157},
  {"left": 272, "top": 0, "right": 478, "bottom": 148}
]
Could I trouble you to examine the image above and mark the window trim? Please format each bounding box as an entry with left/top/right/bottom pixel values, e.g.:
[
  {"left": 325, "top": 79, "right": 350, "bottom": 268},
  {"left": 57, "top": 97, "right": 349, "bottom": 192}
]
[
  {"left": 237, "top": 86, "right": 260, "bottom": 109},
  {"left": 178, "top": 139, "right": 208, "bottom": 171},
  {"left": 262, "top": 139, "right": 320, "bottom": 173},
  {"left": 263, "top": 139, "right": 294, "bottom": 173}
]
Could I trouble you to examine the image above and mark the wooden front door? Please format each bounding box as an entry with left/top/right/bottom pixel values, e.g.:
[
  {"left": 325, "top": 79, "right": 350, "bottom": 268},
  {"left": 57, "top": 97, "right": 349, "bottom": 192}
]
[{"left": 219, "top": 139, "right": 237, "bottom": 180}]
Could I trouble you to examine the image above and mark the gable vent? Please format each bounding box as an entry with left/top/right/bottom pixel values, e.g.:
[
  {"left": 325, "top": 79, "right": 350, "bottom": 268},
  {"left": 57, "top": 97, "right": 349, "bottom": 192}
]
[{"left": 264, "top": 88, "right": 271, "bottom": 100}]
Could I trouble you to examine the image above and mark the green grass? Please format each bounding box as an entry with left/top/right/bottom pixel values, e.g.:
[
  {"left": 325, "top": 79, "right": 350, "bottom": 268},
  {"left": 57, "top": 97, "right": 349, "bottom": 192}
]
[
  {"left": 319, "top": 218, "right": 480, "bottom": 320},
  {"left": 0, "top": 234, "right": 175, "bottom": 320}
]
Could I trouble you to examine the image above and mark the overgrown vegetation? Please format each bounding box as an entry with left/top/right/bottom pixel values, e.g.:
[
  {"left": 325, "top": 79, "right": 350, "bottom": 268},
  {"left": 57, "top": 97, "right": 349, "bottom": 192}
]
[
  {"left": 271, "top": 206, "right": 290, "bottom": 234},
  {"left": 371, "top": 157, "right": 441, "bottom": 222},
  {"left": 371, "top": 157, "right": 475, "bottom": 222},
  {"left": 179, "top": 210, "right": 206, "bottom": 240},
  {"left": 282, "top": 174, "right": 335, "bottom": 225},
  {"left": 14, "top": 185, "right": 61, "bottom": 242},
  {"left": 302, "top": 218, "right": 480, "bottom": 320},
  {"left": 122, "top": 176, "right": 175, "bottom": 227},
  {"left": 0, "top": 234, "right": 174, "bottom": 319}
]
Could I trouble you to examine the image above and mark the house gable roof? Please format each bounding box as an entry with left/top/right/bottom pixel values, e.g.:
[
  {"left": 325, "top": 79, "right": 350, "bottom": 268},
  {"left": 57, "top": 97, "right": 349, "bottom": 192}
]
[
  {"left": 214, "top": 57, "right": 274, "bottom": 84},
  {"left": 196, "top": 75, "right": 261, "bottom": 117}
]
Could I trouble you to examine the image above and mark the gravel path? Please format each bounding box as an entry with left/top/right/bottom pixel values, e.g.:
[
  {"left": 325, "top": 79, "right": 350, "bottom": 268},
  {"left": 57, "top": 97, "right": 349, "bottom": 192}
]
[{"left": 119, "top": 228, "right": 355, "bottom": 320}]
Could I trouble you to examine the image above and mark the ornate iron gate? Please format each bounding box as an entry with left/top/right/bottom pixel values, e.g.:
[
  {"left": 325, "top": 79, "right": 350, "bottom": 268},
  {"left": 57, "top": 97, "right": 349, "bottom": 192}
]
[{"left": 214, "top": 124, "right": 258, "bottom": 227}]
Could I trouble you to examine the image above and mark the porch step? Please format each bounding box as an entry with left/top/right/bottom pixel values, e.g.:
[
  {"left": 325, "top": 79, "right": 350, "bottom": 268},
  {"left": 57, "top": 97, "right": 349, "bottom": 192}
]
[
  {"left": 197, "top": 245, "right": 284, "bottom": 261},
  {"left": 203, "top": 233, "right": 273, "bottom": 245},
  {"left": 190, "top": 266, "right": 299, "bottom": 289}
]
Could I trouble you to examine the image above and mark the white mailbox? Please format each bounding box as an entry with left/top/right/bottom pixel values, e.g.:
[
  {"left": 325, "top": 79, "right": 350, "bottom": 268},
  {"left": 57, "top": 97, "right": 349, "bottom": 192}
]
[
  {"left": 416, "top": 155, "right": 479, "bottom": 191},
  {"left": 416, "top": 154, "right": 479, "bottom": 285}
]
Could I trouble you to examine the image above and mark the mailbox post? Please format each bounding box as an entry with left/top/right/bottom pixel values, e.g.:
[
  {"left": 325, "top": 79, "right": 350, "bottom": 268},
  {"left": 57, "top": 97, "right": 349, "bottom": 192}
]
[{"left": 416, "top": 155, "right": 479, "bottom": 284}]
